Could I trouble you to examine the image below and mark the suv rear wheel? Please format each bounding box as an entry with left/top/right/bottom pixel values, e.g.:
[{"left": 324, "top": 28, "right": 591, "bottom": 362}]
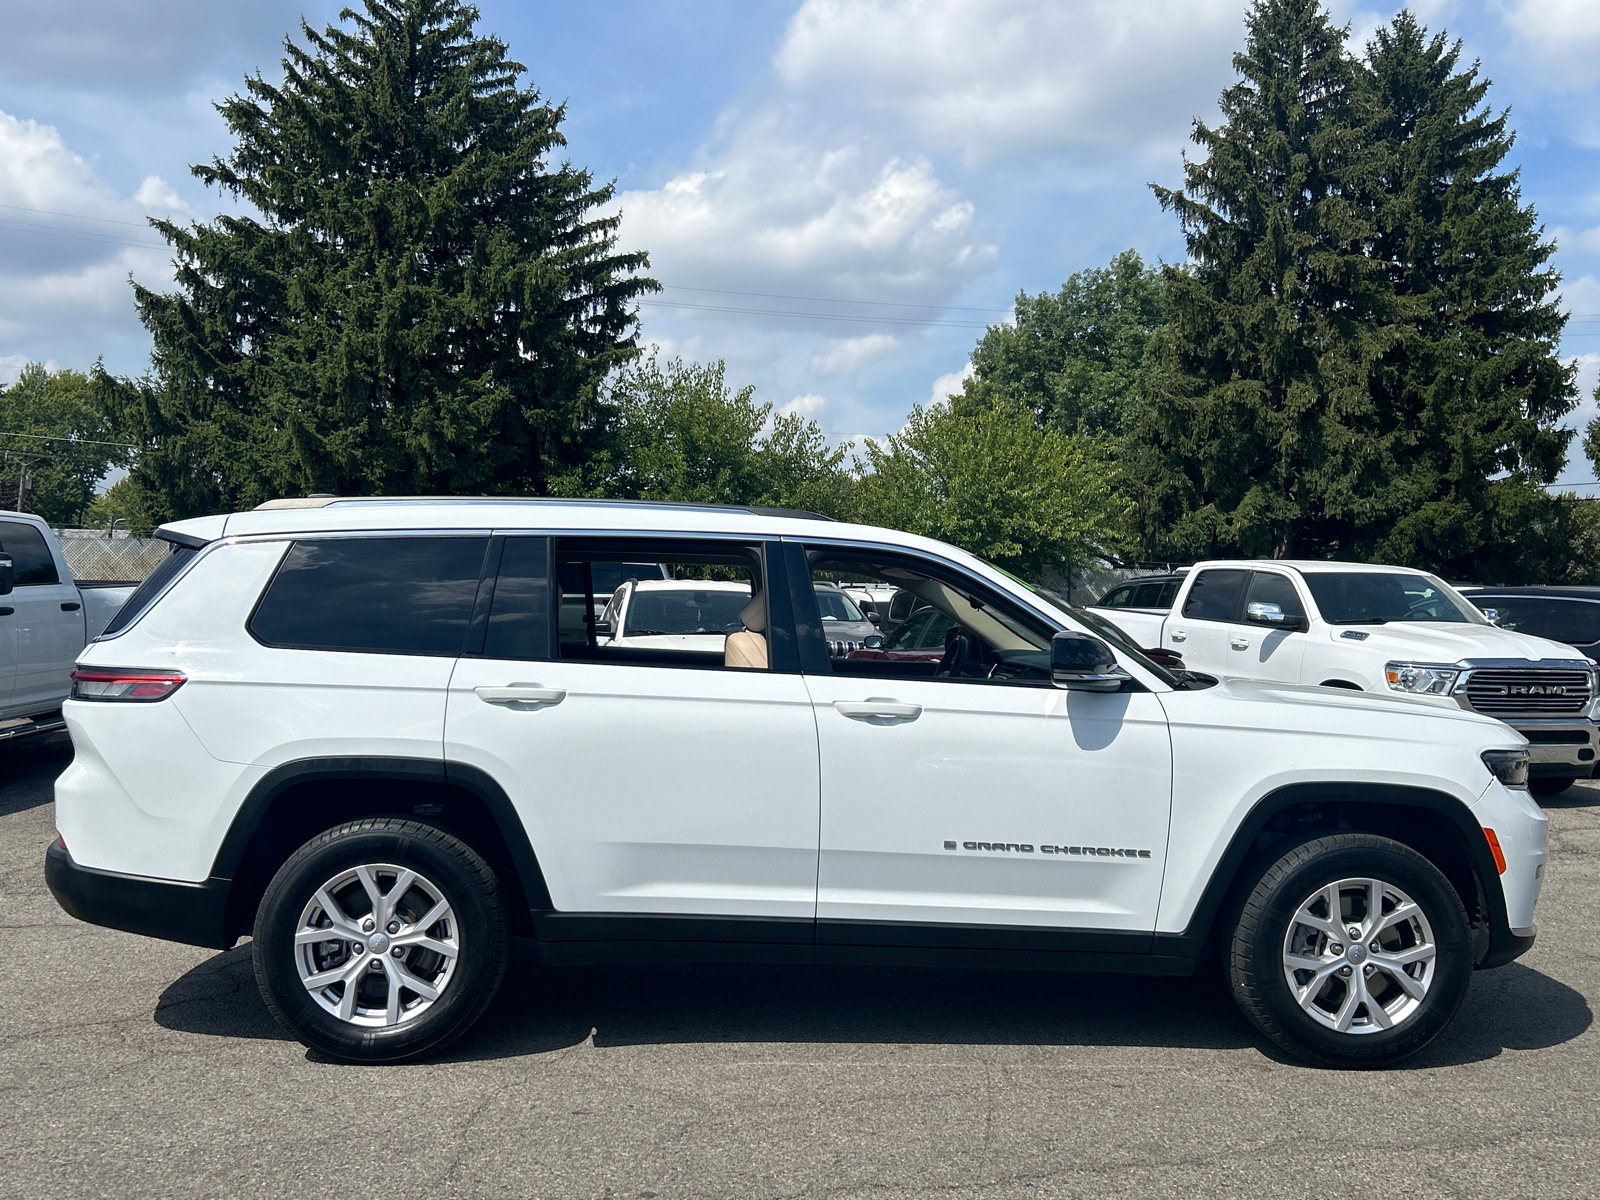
[
  {"left": 253, "top": 818, "right": 509, "bottom": 1063},
  {"left": 1227, "top": 833, "right": 1471, "bottom": 1068}
]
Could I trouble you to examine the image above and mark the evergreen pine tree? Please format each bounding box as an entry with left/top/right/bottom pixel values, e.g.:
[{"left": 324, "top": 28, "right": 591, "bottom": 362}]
[
  {"left": 129, "top": 0, "right": 654, "bottom": 518},
  {"left": 1352, "top": 11, "right": 1574, "bottom": 579},
  {"left": 1134, "top": 0, "right": 1383, "bottom": 559}
]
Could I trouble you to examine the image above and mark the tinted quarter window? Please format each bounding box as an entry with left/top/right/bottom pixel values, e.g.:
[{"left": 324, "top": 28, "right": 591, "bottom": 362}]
[
  {"left": 101, "top": 543, "right": 197, "bottom": 636},
  {"left": 0, "top": 520, "right": 60, "bottom": 586},
  {"left": 1181, "top": 569, "right": 1248, "bottom": 621},
  {"left": 250, "top": 536, "right": 488, "bottom": 655},
  {"left": 483, "top": 537, "right": 550, "bottom": 661}
]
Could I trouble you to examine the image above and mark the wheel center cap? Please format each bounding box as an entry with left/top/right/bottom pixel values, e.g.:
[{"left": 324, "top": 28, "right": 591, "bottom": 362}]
[
  {"left": 1346, "top": 943, "right": 1367, "bottom": 965},
  {"left": 367, "top": 933, "right": 390, "bottom": 955}
]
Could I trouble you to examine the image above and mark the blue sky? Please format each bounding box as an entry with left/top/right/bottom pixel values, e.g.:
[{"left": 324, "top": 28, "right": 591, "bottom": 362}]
[{"left": 3, "top": 0, "right": 1600, "bottom": 488}]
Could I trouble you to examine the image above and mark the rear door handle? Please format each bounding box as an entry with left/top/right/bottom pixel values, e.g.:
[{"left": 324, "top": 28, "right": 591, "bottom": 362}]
[
  {"left": 1230, "top": 637, "right": 1249, "bottom": 650},
  {"left": 834, "top": 698, "right": 922, "bottom": 722},
  {"left": 1169, "top": 630, "right": 1187, "bottom": 643},
  {"left": 0, "top": 607, "right": 12, "bottom": 617},
  {"left": 61, "top": 602, "right": 81, "bottom": 612},
  {"left": 474, "top": 684, "right": 567, "bottom": 708}
]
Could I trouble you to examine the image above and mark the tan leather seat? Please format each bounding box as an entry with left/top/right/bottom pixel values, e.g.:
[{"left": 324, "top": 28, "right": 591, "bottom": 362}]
[{"left": 725, "top": 593, "right": 769, "bottom": 669}]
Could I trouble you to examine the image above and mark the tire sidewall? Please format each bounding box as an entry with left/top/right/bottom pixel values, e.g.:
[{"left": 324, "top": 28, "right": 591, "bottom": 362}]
[
  {"left": 254, "top": 823, "right": 504, "bottom": 1062},
  {"left": 1239, "top": 839, "right": 1472, "bottom": 1066}
]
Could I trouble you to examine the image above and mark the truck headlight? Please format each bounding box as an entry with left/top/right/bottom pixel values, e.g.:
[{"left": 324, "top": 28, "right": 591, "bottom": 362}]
[
  {"left": 1481, "top": 748, "right": 1531, "bottom": 790},
  {"left": 1385, "top": 661, "right": 1460, "bottom": 696}
]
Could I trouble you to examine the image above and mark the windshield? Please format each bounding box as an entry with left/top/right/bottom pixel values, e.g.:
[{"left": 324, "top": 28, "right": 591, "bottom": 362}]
[
  {"left": 1024, "top": 584, "right": 1183, "bottom": 688},
  {"left": 1302, "top": 571, "right": 1485, "bottom": 626},
  {"left": 622, "top": 588, "right": 750, "bottom": 636},
  {"left": 814, "top": 587, "right": 865, "bottom": 622}
]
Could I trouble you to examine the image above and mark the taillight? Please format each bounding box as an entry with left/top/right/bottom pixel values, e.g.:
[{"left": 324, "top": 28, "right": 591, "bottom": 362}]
[{"left": 70, "top": 667, "right": 187, "bottom": 702}]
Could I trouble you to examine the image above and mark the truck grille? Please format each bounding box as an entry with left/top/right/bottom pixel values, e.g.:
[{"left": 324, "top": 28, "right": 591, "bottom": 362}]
[{"left": 1459, "top": 669, "right": 1593, "bottom": 717}]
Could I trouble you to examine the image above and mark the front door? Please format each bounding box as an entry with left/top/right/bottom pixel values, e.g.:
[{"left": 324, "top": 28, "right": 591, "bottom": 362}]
[
  {"left": 444, "top": 535, "right": 821, "bottom": 923},
  {"left": 1225, "top": 569, "right": 1310, "bottom": 684},
  {"left": 0, "top": 520, "right": 82, "bottom": 713},
  {"left": 794, "top": 542, "right": 1173, "bottom": 936}
]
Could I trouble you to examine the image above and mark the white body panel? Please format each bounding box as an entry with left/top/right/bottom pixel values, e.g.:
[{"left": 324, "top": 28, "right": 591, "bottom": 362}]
[
  {"left": 803, "top": 674, "right": 1171, "bottom": 929},
  {"left": 446, "top": 657, "right": 820, "bottom": 918}
]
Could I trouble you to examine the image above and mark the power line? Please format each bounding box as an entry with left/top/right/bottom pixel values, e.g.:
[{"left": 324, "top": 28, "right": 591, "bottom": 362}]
[
  {"left": 639, "top": 299, "right": 990, "bottom": 329},
  {"left": 0, "top": 217, "right": 165, "bottom": 252},
  {"left": 0, "top": 431, "right": 139, "bottom": 450},
  {"left": 0, "top": 202, "right": 166, "bottom": 229},
  {"left": 661, "top": 284, "right": 1008, "bottom": 314}
]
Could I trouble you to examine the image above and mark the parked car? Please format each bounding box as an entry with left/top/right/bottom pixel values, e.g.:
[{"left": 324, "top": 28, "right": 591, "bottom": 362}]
[
  {"left": 0, "top": 511, "right": 137, "bottom": 742},
  {"left": 847, "top": 604, "right": 954, "bottom": 664},
  {"left": 1458, "top": 586, "right": 1600, "bottom": 663},
  {"left": 813, "top": 581, "right": 878, "bottom": 653},
  {"left": 49, "top": 497, "right": 1546, "bottom": 1070},
  {"left": 599, "top": 578, "right": 753, "bottom": 652},
  {"left": 1087, "top": 561, "right": 1598, "bottom": 796},
  {"left": 1092, "top": 572, "right": 1186, "bottom": 615}
]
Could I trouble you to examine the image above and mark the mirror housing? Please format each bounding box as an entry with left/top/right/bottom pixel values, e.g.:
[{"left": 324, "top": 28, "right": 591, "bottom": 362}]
[
  {"left": 1480, "top": 607, "right": 1500, "bottom": 626},
  {"left": 863, "top": 634, "right": 884, "bottom": 650},
  {"left": 1051, "top": 631, "right": 1130, "bottom": 692},
  {"left": 0, "top": 554, "right": 11, "bottom": 596},
  {"left": 867, "top": 610, "right": 882, "bottom": 626},
  {"left": 1245, "top": 601, "right": 1307, "bottom": 632}
]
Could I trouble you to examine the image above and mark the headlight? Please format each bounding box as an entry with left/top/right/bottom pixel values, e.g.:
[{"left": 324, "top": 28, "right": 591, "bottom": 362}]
[
  {"left": 1481, "top": 748, "right": 1531, "bottom": 790},
  {"left": 1385, "top": 661, "right": 1460, "bottom": 696}
]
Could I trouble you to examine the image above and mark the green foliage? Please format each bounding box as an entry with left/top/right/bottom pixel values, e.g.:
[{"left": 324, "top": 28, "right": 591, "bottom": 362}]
[
  {"left": 959, "top": 249, "right": 1167, "bottom": 438},
  {"left": 556, "top": 354, "right": 855, "bottom": 516},
  {"left": 128, "top": 0, "right": 655, "bottom": 522},
  {"left": 852, "top": 401, "right": 1130, "bottom": 580},
  {"left": 1129, "top": 1, "right": 1576, "bottom": 580},
  {"left": 81, "top": 477, "right": 156, "bottom": 537},
  {"left": 0, "top": 363, "right": 134, "bottom": 526}
]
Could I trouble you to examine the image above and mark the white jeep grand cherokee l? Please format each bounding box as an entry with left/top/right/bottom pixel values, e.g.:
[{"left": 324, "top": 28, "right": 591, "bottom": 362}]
[{"left": 47, "top": 498, "right": 1548, "bottom": 1067}]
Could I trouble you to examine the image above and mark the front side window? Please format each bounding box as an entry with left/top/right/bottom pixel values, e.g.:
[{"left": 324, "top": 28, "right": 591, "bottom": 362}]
[
  {"left": 0, "top": 520, "right": 60, "bottom": 586},
  {"left": 1244, "top": 571, "right": 1306, "bottom": 621},
  {"left": 806, "top": 548, "right": 1053, "bottom": 685},
  {"left": 1182, "top": 569, "right": 1248, "bottom": 622},
  {"left": 250, "top": 536, "right": 488, "bottom": 655},
  {"left": 1303, "top": 571, "right": 1483, "bottom": 625}
]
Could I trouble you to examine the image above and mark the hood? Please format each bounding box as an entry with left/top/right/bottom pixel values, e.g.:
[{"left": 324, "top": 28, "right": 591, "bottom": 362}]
[
  {"left": 1328, "top": 620, "right": 1585, "bottom": 665},
  {"left": 1199, "top": 676, "right": 1517, "bottom": 738}
]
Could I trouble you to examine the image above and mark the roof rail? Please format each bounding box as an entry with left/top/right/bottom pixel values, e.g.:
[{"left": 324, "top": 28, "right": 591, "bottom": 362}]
[{"left": 252, "top": 495, "right": 836, "bottom": 521}]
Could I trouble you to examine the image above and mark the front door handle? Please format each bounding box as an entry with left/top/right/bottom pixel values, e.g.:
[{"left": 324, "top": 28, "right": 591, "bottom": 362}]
[
  {"left": 1169, "top": 630, "right": 1187, "bottom": 643},
  {"left": 474, "top": 684, "right": 567, "bottom": 708},
  {"left": 834, "top": 698, "right": 922, "bottom": 722},
  {"left": 1230, "top": 637, "right": 1249, "bottom": 650},
  {"left": 61, "top": 601, "right": 81, "bottom": 612}
]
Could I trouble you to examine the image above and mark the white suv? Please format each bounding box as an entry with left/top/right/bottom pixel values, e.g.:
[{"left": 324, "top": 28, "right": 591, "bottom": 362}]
[{"left": 47, "top": 498, "right": 1548, "bottom": 1067}]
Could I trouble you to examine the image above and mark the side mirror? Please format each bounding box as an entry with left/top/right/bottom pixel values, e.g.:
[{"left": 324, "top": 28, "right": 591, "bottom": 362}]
[
  {"left": 0, "top": 554, "right": 12, "bottom": 596},
  {"left": 596, "top": 617, "right": 614, "bottom": 639},
  {"left": 864, "top": 634, "right": 884, "bottom": 650},
  {"left": 1246, "top": 601, "right": 1307, "bottom": 632},
  {"left": 1480, "top": 607, "right": 1499, "bottom": 626},
  {"left": 867, "top": 610, "right": 882, "bottom": 627},
  {"left": 1051, "top": 631, "right": 1130, "bottom": 692}
]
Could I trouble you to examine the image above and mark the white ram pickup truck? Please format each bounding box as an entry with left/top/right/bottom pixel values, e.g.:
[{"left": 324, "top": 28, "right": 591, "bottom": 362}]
[
  {"left": 0, "top": 511, "right": 137, "bottom": 741},
  {"left": 1088, "top": 561, "right": 1598, "bottom": 796}
]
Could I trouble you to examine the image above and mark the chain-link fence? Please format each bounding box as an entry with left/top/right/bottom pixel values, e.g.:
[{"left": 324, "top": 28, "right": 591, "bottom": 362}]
[{"left": 52, "top": 530, "right": 170, "bottom": 583}]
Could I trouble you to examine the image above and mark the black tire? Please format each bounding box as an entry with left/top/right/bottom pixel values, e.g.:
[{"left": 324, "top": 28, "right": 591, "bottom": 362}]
[
  {"left": 1227, "top": 833, "right": 1471, "bottom": 1069},
  {"left": 1529, "top": 776, "right": 1574, "bottom": 799},
  {"left": 253, "top": 818, "right": 510, "bottom": 1063}
]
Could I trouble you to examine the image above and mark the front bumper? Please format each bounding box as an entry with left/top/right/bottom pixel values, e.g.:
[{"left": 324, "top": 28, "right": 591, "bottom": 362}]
[
  {"left": 1504, "top": 719, "right": 1599, "bottom": 778},
  {"left": 45, "top": 839, "right": 235, "bottom": 950}
]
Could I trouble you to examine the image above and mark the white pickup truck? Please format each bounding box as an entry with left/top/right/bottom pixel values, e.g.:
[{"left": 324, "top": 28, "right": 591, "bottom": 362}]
[
  {"left": 1, "top": 511, "right": 137, "bottom": 741},
  {"left": 1088, "top": 560, "right": 1598, "bottom": 797}
]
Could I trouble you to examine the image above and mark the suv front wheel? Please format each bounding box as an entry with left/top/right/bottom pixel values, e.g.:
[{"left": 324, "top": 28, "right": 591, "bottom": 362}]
[
  {"left": 253, "top": 818, "right": 510, "bottom": 1063},
  {"left": 1228, "top": 833, "right": 1472, "bottom": 1068}
]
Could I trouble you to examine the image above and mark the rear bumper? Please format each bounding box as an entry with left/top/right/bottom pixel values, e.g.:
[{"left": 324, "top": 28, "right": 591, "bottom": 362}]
[{"left": 45, "top": 839, "right": 235, "bottom": 950}]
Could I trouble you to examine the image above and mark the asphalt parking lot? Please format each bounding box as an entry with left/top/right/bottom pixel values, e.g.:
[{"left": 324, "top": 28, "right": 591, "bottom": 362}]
[{"left": 2, "top": 733, "right": 1597, "bottom": 1199}]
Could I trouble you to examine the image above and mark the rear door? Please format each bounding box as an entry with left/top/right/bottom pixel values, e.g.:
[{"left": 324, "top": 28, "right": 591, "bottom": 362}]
[
  {"left": 1163, "top": 568, "right": 1248, "bottom": 677},
  {"left": 444, "top": 535, "right": 821, "bottom": 927},
  {"left": 0, "top": 519, "right": 82, "bottom": 713}
]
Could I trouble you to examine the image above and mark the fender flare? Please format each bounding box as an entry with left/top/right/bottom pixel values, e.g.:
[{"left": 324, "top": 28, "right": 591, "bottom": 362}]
[
  {"left": 1153, "top": 781, "right": 1517, "bottom": 967},
  {"left": 210, "top": 756, "right": 553, "bottom": 916}
]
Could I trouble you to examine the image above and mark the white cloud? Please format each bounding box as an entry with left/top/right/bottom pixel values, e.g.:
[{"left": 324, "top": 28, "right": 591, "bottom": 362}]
[
  {"left": 812, "top": 334, "right": 898, "bottom": 373},
  {"left": 1560, "top": 274, "right": 1600, "bottom": 318},
  {"left": 773, "top": 0, "right": 1246, "bottom": 164},
  {"left": 928, "top": 362, "right": 975, "bottom": 407},
  {"left": 780, "top": 393, "right": 828, "bottom": 418},
  {"left": 0, "top": 353, "right": 31, "bottom": 387},
  {"left": 1498, "top": 0, "right": 1600, "bottom": 90}
]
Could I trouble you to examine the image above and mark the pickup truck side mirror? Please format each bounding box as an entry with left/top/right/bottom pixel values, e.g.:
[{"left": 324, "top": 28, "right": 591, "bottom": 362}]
[
  {"left": 1480, "top": 607, "right": 1499, "bottom": 626},
  {"left": 1245, "top": 601, "right": 1308, "bottom": 633},
  {"left": 1051, "top": 631, "right": 1131, "bottom": 692},
  {"left": 0, "top": 554, "right": 12, "bottom": 596}
]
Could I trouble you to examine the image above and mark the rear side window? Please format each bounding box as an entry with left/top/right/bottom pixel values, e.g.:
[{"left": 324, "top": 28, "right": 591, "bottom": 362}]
[
  {"left": 100, "top": 543, "right": 198, "bottom": 637},
  {"left": 1098, "top": 584, "right": 1133, "bottom": 608},
  {"left": 250, "top": 537, "right": 488, "bottom": 655},
  {"left": 0, "top": 519, "right": 60, "bottom": 586},
  {"left": 1131, "top": 581, "right": 1168, "bottom": 608},
  {"left": 1182, "top": 569, "right": 1248, "bottom": 621}
]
